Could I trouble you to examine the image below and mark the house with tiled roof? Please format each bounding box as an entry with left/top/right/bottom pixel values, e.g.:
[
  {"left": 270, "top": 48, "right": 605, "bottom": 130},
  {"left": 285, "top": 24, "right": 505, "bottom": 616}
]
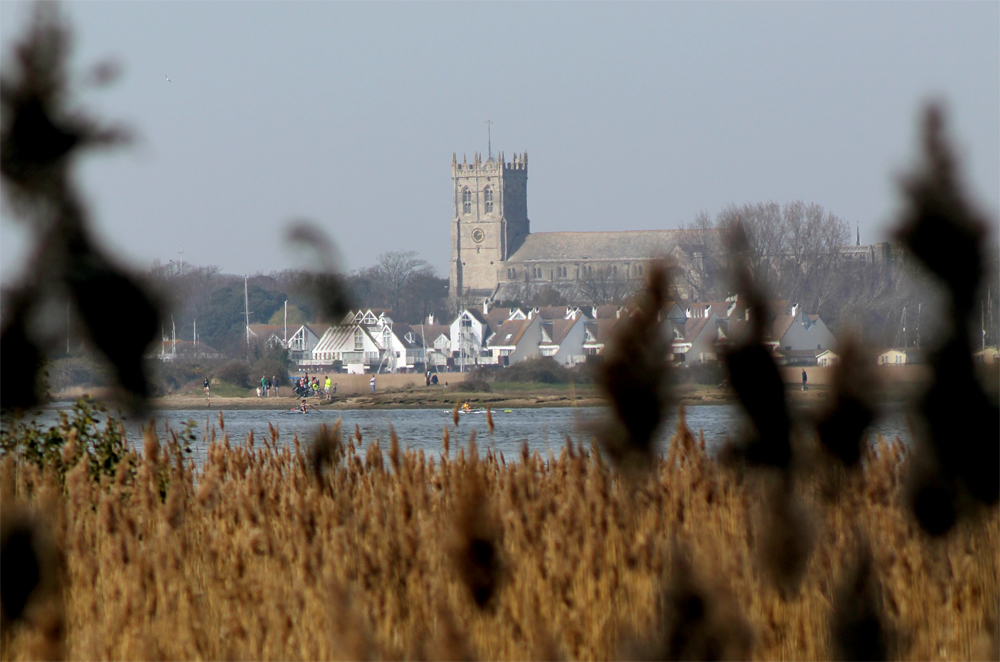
[
  {"left": 311, "top": 324, "right": 381, "bottom": 374},
  {"left": 486, "top": 316, "right": 544, "bottom": 365},
  {"left": 410, "top": 324, "right": 451, "bottom": 368},
  {"left": 771, "top": 306, "right": 837, "bottom": 356}
]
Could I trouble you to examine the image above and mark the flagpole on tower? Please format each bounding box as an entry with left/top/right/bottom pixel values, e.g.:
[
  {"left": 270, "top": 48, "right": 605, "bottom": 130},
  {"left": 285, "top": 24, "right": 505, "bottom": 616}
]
[{"left": 485, "top": 119, "right": 493, "bottom": 159}]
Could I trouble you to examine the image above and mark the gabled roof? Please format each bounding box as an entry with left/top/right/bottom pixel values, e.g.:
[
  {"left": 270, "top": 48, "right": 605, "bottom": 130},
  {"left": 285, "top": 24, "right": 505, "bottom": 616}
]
[
  {"left": 591, "top": 305, "right": 623, "bottom": 319},
  {"left": 683, "top": 317, "right": 711, "bottom": 343},
  {"left": 313, "top": 324, "right": 377, "bottom": 353},
  {"left": 410, "top": 324, "right": 451, "bottom": 343},
  {"left": 771, "top": 314, "right": 797, "bottom": 343},
  {"left": 506, "top": 230, "right": 711, "bottom": 263},
  {"left": 584, "top": 317, "right": 623, "bottom": 345},
  {"left": 391, "top": 323, "right": 420, "bottom": 349},
  {"left": 248, "top": 324, "right": 285, "bottom": 338},
  {"left": 725, "top": 319, "right": 750, "bottom": 343},
  {"left": 539, "top": 317, "right": 580, "bottom": 346},
  {"left": 487, "top": 319, "right": 531, "bottom": 348},
  {"left": 458, "top": 308, "right": 488, "bottom": 325},
  {"left": 535, "top": 306, "right": 583, "bottom": 321},
  {"left": 766, "top": 300, "right": 788, "bottom": 318}
]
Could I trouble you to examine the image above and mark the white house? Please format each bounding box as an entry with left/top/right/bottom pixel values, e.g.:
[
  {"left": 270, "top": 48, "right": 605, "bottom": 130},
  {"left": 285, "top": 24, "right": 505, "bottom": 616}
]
[
  {"left": 672, "top": 310, "right": 723, "bottom": 364},
  {"left": 817, "top": 349, "right": 840, "bottom": 367},
  {"left": 450, "top": 306, "right": 529, "bottom": 369},
  {"left": 410, "top": 324, "right": 451, "bottom": 369},
  {"left": 311, "top": 325, "right": 381, "bottom": 373},
  {"left": 538, "top": 313, "right": 591, "bottom": 365},
  {"left": 374, "top": 321, "right": 425, "bottom": 372},
  {"left": 287, "top": 325, "right": 324, "bottom": 365},
  {"left": 878, "top": 348, "right": 923, "bottom": 366},
  {"left": 771, "top": 306, "right": 838, "bottom": 354}
]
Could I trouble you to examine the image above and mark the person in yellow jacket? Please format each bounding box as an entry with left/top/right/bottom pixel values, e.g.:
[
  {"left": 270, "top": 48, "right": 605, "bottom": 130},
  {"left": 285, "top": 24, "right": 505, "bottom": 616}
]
[{"left": 324, "top": 375, "right": 332, "bottom": 397}]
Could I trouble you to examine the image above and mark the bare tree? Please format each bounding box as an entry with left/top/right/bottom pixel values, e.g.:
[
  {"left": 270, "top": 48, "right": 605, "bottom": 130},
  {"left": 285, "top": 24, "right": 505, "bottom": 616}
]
[
  {"left": 681, "top": 210, "right": 727, "bottom": 300},
  {"left": 717, "top": 202, "right": 786, "bottom": 294},
  {"left": 578, "top": 267, "right": 640, "bottom": 306},
  {"left": 779, "top": 201, "right": 850, "bottom": 313},
  {"left": 372, "top": 250, "right": 432, "bottom": 315}
]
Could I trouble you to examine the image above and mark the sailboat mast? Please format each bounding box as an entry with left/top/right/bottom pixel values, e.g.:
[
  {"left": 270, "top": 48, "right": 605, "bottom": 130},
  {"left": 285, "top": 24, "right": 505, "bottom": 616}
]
[{"left": 244, "top": 276, "right": 250, "bottom": 348}]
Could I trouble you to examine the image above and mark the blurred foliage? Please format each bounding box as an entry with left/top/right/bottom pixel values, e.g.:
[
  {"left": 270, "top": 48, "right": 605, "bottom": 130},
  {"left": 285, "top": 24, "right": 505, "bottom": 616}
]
[
  {"left": 212, "top": 360, "right": 251, "bottom": 389},
  {"left": 0, "top": 3, "right": 158, "bottom": 412},
  {"left": 0, "top": 400, "right": 134, "bottom": 484}
]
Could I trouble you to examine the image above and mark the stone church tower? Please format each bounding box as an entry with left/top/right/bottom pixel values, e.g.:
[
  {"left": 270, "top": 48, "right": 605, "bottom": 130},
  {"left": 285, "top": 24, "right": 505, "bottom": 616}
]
[{"left": 449, "top": 152, "right": 529, "bottom": 300}]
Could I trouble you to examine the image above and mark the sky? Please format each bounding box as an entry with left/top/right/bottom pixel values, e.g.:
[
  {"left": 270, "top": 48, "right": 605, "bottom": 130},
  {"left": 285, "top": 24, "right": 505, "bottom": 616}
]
[{"left": 1, "top": 2, "right": 997, "bottom": 281}]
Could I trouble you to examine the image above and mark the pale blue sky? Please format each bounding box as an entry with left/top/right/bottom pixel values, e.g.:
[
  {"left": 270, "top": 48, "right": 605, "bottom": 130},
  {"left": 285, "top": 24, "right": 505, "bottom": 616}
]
[{"left": 1, "top": 2, "right": 997, "bottom": 280}]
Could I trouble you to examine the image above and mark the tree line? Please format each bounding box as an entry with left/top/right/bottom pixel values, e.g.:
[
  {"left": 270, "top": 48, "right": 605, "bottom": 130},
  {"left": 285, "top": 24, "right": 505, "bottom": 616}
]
[{"left": 141, "top": 251, "right": 450, "bottom": 358}]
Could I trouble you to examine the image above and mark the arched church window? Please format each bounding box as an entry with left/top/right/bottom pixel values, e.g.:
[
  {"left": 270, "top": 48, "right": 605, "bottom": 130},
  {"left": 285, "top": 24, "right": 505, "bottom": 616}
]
[
  {"left": 613, "top": 265, "right": 618, "bottom": 276},
  {"left": 462, "top": 188, "right": 472, "bottom": 214},
  {"left": 484, "top": 187, "right": 494, "bottom": 213}
]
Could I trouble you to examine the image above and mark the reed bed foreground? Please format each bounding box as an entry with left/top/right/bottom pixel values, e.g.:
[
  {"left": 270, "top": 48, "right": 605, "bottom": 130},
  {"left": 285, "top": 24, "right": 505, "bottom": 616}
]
[{"left": 1, "top": 415, "right": 997, "bottom": 661}]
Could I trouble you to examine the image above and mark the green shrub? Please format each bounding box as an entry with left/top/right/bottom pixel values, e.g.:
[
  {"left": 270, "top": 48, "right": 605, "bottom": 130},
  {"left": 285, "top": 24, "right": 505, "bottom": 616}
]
[
  {"left": 496, "top": 357, "right": 572, "bottom": 384},
  {"left": 0, "top": 400, "right": 134, "bottom": 484},
  {"left": 450, "top": 379, "right": 492, "bottom": 393},
  {"left": 47, "top": 356, "right": 114, "bottom": 392},
  {"left": 213, "top": 360, "right": 250, "bottom": 388}
]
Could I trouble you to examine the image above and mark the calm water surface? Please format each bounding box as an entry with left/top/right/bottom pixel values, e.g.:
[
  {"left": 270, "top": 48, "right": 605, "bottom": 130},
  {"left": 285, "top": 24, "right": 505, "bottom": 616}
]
[{"left": 23, "top": 403, "right": 912, "bottom": 470}]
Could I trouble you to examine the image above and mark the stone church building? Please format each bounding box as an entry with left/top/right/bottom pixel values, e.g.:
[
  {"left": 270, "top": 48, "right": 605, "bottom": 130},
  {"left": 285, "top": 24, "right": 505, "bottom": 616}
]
[{"left": 449, "top": 152, "right": 718, "bottom": 305}]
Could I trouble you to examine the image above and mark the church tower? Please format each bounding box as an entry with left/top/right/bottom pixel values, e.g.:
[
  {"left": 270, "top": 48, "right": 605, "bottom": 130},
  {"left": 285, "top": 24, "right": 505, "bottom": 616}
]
[{"left": 449, "top": 151, "right": 529, "bottom": 300}]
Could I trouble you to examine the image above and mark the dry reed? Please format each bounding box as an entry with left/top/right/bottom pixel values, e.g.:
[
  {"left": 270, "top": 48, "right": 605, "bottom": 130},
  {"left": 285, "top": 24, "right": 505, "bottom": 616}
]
[{"left": 1, "top": 415, "right": 996, "bottom": 661}]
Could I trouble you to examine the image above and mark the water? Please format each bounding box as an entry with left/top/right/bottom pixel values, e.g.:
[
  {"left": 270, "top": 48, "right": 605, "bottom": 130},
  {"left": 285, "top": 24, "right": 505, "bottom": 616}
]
[{"left": 15, "top": 403, "right": 913, "bottom": 470}]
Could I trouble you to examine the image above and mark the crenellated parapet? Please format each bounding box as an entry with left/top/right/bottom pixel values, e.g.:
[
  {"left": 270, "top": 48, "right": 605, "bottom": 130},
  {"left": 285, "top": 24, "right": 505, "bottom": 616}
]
[{"left": 451, "top": 152, "right": 528, "bottom": 174}]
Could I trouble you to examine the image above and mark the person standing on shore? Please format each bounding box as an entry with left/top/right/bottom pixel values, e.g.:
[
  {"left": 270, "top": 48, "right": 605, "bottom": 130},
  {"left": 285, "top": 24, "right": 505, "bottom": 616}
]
[
  {"left": 370, "top": 376, "right": 376, "bottom": 393},
  {"left": 272, "top": 375, "right": 279, "bottom": 397},
  {"left": 324, "top": 375, "right": 332, "bottom": 397},
  {"left": 261, "top": 375, "right": 268, "bottom": 398},
  {"left": 204, "top": 377, "right": 210, "bottom": 405},
  {"left": 801, "top": 369, "right": 808, "bottom": 391}
]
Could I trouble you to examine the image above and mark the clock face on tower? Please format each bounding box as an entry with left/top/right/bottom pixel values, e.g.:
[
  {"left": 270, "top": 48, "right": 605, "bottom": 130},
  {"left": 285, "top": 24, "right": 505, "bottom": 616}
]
[{"left": 471, "top": 228, "right": 485, "bottom": 243}]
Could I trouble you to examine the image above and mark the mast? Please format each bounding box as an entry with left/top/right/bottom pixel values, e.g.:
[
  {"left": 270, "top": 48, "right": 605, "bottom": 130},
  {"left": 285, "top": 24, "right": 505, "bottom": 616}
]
[
  {"left": 284, "top": 300, "right": 288, "bottom": 347},
  {"left": 244, "top": 277, "right": 250, "bottom": 346},
  {"left": 171, "top": 315, "right": 176, "bottom": 356}
]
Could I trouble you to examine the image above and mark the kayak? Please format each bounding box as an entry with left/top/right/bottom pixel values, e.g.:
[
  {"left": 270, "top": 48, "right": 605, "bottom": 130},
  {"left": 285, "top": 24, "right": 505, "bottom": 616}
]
[
  {"left": 442, "top": 409, "right": 511, "bottom": 415},
  {"left": 283, "top": 410, "right": 316, "bottom": 415}
]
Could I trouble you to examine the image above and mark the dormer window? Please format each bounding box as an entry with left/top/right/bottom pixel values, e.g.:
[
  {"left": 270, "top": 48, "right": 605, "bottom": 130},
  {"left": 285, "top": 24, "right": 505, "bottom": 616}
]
[
  {"left": 462, "top": 188, "right": 472, "bottom": 214},
  {"left": 484, "top": 187, "right": 494, "bottom": 213},
  {"left": 354, "top": 328, "right": 364, "bottom": 351}
]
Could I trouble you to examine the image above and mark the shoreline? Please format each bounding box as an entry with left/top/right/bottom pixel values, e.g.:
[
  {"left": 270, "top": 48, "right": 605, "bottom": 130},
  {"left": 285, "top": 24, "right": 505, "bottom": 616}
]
[{"left": 42, "top": 383, "right": 914, "bottom": 412}]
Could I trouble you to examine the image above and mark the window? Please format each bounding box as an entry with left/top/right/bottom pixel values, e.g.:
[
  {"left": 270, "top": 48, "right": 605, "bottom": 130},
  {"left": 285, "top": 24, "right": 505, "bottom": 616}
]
[
  {"left": 484, "top": 187, "right": 494, "bottom": 213},
  {"left": 613, "top": 265, "right": 617, "bottom": 276},
  {"left": 462, "top": 188, "right": 472, "bottom": 214},
  {"left": 354, "top": 328, "right": 363, "bottom": 351}
]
